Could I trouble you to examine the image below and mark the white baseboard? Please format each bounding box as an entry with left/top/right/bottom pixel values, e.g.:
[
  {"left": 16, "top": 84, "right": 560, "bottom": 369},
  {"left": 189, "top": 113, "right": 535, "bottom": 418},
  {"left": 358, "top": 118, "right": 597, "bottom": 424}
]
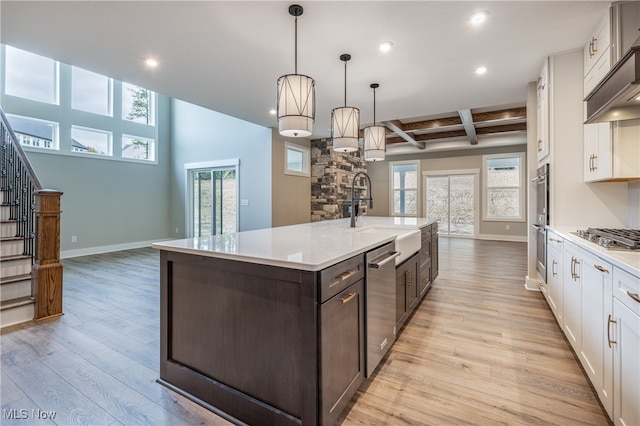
[
  {"left": 61, "top": 238, "right": 172, "bottom": 259},
  {"left": 524, "top": 275, "right": 542, "bottom": 292},
  {"left": 476, "top": 234, "right": 527, "bottom": 242}
]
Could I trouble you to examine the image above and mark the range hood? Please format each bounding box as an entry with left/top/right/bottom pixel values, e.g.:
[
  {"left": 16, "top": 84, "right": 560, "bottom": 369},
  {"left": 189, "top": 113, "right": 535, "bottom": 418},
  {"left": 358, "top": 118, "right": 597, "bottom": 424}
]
[{"left": 584, "top": 45, "right": 640, "bottom": 124}]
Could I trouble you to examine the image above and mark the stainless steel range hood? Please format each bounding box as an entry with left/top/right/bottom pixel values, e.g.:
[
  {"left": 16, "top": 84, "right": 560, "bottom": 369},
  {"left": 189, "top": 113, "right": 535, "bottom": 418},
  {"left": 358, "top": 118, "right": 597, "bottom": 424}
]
[{"left": 584, "top": 45, "right": 640, "bottom": 124}]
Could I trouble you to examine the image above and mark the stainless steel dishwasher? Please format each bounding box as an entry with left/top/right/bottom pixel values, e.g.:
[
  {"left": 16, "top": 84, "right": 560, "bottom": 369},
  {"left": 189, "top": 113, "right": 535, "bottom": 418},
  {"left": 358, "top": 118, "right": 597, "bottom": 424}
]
[{"left": 365, "top": 242, "right": 400, "bottom": 377}]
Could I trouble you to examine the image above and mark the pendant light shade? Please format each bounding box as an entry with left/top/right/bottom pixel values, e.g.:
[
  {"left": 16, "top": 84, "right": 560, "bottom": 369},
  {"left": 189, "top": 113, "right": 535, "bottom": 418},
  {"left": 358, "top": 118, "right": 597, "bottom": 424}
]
[
  {"left": 364, "top": 83, "right": 386, "bottom": 161},
  {"left": 277, "top": 5, "right": 315, "bottom": 138},
  {"left": 332, "top": 54, "right": 360, "bottom": 152}
]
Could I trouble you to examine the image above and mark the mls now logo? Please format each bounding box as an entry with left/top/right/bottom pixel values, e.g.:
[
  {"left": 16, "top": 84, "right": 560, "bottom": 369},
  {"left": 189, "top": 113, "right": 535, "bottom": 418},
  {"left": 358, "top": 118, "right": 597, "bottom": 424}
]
[{"left": 3, "top": 409, "right": 57, "bottom": 420}]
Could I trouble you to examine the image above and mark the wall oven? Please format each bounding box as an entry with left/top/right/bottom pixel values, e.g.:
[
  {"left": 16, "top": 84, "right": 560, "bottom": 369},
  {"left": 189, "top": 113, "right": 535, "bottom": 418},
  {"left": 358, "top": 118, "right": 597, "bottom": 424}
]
[{"left": 532, "top": 164, "right": 549, "bottom": 281}]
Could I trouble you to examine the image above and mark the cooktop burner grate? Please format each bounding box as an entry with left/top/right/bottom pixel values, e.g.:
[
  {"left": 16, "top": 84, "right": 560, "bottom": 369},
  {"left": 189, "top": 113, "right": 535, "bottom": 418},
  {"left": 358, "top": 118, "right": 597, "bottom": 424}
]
[{"left": 585, "top": 228, "right": 640, "bottom": 250}]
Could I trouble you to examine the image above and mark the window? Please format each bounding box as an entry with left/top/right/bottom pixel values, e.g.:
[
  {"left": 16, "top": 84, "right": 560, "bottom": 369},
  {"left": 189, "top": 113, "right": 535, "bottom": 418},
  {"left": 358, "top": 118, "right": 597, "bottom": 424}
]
[
  {"left": 425, "top": 171, "right": 478, "bottom": 236},
  {"left": 483, "top": 153, "right": 525, "bottom": 221},
  {"left": 122, "top": 82, "right": 155, "bottom": 125},
  {"left": 72, "top": 66, "right": 112, "bottom": 116},
  {"left": 71, "top": 126, "right": 112, "bottom": 156},
  {"left": 122, "top": 135, "right": 155, "bottom": 161},
  {"left": 284, "top": 141, "right": 310, "bottom": 177},
  {"left": 6, "top": 115, "right": 58, "bottom": 151},
  {"left": 391, "top": 161, "right": 419, "bottom": 216},
  {"left": 4, "top": 46, "right": 58, "bottom": 104}
]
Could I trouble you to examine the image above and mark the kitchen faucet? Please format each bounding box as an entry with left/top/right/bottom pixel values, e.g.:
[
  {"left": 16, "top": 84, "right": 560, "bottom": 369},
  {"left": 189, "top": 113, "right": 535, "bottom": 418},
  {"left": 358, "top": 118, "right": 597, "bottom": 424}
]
[{"left": 350, "top": 171, "right": 373, "bottom": 227}]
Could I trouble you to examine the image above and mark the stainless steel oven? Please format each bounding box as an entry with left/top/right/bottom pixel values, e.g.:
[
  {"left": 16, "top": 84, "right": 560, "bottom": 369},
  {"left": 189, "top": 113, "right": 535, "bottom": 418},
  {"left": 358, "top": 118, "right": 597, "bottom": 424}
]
[{"left": 532, "top": 164, "right": 549, "bottom": 280}]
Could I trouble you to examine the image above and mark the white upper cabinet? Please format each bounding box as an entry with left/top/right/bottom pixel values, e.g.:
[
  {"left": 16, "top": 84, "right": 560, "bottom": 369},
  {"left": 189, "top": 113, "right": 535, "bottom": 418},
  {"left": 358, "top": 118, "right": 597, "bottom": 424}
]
[
  {"left": 536, "top": 58, "right": 550, "bottom": 163},
  {"left": 583, "top": 13, "right": 611, "bottom": 82}
]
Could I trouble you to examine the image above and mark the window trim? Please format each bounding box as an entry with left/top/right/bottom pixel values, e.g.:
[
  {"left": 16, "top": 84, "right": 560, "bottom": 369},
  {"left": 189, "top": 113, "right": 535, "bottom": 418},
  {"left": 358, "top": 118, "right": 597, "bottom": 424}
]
[
  {"left": 284, "top": 141, "right": 310, "bottom": 177},
  {"left": 482, "top": 153, "right": 526, "bottom": 222},
  {"left": 389, "top": 160, "right": 420, "bottom": 217}
]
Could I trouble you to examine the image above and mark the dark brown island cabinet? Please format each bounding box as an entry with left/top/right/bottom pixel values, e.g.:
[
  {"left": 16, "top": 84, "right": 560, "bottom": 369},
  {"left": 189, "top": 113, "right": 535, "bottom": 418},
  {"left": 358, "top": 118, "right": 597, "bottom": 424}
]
[{"left": 158, "top": 224, "right": 438, "bottom": 426}]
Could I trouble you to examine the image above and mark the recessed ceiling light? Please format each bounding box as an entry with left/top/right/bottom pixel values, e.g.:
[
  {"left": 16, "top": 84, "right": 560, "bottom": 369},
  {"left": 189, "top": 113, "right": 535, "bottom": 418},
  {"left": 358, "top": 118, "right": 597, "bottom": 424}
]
[
  {"left": 269, "top": 109, "right": 277, "bottom": 115},
  {"left": 145, "top": 58, "right": 159, "bottom": 68},
  {"left": 475, "top": 66, "right": 487, "bottom": 75},
  {"left": 379, "top": 41, "right": 394, "bottom": 53},
  {"left": 470, "top": 11, "right": 489, "bottom": 25}
]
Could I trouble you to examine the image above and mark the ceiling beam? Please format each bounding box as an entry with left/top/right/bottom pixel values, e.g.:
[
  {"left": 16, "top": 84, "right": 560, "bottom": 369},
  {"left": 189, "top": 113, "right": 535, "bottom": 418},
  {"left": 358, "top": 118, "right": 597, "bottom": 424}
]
[
  {"left": 475, "top": 122, "right": 527, "bottom": 134},
  {"left": 398, "top": 116, "right": 463, "bottom": 132},
  {"left": 458, "top": 109, "right": 478, "bottom": 145},
  {"left": 472, "top": 106, "right": 527, "bottom": 122},
  {"left": 383, "top": 120, "right": 425, "bottom": 149}
]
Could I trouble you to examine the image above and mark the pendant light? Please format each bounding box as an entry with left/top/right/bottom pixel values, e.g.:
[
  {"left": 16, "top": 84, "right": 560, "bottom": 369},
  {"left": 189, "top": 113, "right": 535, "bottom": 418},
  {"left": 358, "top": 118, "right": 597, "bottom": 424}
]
[
  {"left": 331, "top": 54, "right": 360, "bottom": 152},
  {"left": 277, "top": 4, "right": 315, "bottom": 138},
  {"left": 364, "top": 83, "right": 386, "bottom": 161}
]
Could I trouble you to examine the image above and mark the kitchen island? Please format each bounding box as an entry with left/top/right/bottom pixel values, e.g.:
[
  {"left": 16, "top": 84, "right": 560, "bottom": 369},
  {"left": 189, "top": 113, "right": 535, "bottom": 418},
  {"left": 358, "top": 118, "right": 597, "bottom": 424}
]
[{"left": 152, "top": 217, "right": 435, "bottom": 426}]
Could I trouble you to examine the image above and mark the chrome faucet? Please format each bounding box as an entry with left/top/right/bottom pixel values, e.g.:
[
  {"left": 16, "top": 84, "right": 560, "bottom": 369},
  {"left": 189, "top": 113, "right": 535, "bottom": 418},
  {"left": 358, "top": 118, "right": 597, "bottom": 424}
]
[{"left": 350, "top": 171, "right": 373, "bottom": 227}]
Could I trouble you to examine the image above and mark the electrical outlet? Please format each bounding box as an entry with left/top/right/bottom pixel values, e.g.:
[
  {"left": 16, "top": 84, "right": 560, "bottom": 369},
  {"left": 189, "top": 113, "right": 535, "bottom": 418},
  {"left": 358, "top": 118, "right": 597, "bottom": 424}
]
[
  {"left": 175, "top": 227, "right": 179, "bottom": 234},
  {"left": 71, "top": 236, "right": 77, "bottom": 243},
  {"left": 505, "top": 224, "right": 510, "bottom": 231}
]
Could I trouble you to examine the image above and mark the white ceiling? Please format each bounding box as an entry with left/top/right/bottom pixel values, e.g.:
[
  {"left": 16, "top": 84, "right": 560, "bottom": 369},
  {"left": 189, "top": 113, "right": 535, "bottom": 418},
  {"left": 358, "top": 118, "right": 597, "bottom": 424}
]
[{"left": 0, "top": 1, "right": 609, "bottom": 144}]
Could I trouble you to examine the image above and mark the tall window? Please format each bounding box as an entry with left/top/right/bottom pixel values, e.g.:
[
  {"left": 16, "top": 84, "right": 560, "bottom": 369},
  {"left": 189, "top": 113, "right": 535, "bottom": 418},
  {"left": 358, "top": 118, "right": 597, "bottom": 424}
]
[
  {"left": 391, "top": 161, "right": 419, "bottom": 216},
  {"left": 425, "top": 172, "right": 477, "bottom": 236},
  {"left": 123, "top": 82, "right": 155, "bottom": 125},
  {"left": 483, "top": 153, "right": 525, "bottom": 221},
  {"left": 4, "top": 46, "right": 58, "bottom": 104},
  {"left": 72, "top": 66, "right": 112, "bottom": 116}
]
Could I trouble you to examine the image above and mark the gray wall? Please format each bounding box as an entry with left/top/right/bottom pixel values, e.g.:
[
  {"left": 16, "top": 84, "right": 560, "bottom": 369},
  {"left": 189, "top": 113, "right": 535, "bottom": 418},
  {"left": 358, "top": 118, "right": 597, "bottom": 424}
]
[
  {"left": 367, "top": 144, "right": 528, "bottom": 239},
  {"left": 23, "top": 95, "right": 172, "bottom": 254},
  {"left": 271, "top": 129, "right": 311, "bottom": 227},
  {"left": 170, "top": 99, "right": 272, "bottom": 236}
]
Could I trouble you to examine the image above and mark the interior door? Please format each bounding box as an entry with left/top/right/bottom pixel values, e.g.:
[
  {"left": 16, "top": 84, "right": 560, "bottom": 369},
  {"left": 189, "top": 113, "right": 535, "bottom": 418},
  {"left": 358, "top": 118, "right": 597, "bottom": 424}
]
[{"left": 189, "top": 167, "right": 237, "bottom": 237}]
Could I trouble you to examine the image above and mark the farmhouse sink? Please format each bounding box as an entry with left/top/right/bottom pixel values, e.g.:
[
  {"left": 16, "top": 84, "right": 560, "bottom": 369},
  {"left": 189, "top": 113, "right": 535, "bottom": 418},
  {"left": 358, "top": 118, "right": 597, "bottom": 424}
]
[{"left": 356, "top": 226, "right": 421, "bottom": 265}]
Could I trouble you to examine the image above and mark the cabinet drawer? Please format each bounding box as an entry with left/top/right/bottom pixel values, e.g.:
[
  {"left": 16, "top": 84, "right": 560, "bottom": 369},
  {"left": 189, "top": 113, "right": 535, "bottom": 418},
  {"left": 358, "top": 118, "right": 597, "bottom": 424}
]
[
  {"left": 319, "top": 254, "right": 365, "bottom": 303},
  {"left": 547, "top": 230, "right": 563, "bottom": 254},
  {"left": 613, "top": 267, "right": 640, "bottom": 315}
]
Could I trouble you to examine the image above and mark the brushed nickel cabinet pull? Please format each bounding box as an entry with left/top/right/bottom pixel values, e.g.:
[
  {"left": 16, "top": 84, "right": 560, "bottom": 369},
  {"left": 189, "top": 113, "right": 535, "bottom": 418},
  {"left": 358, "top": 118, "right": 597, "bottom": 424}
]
[
  {"left": 549, "top": 237, "right": 562, "bottom": 243},
  {"left": 592, "top": 36, "right": 597, "bottom": 56},
  {"left": 340, "top": 292, "right": 357, "bottom": 304},
  {"left": 594, "top": 265, "right": 609, "bottom": 273},
  {"left": 537, "top": 139, "right": 542, "bottom": 152},
  {"left": 628, "top": 291, "right": 640, "bottom": 304},
  {"left": 571, "top": 257, "right": 580, "bottom": 280},
  {"left": 552, "top": 260, "right": 557, "bottom": 277},
  {"left": 607, "top": 314, "right": 617, "bottom": 348},
  {"left": 592, "top": 154, "right": 598, "bottom": 171}
]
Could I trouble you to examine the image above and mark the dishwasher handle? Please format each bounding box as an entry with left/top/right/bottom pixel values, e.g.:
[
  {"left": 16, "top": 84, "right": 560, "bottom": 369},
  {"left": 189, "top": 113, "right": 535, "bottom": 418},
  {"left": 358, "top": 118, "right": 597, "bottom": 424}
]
[{"left": 368, "top": 251, "right": 400, "bottom": 269}]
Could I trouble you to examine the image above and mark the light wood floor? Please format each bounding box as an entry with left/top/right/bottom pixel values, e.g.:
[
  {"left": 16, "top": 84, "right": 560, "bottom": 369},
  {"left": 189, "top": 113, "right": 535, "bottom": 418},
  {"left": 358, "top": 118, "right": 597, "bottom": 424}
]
[{"left": 0, "top": 239, "right": 610, "bottom": 425}]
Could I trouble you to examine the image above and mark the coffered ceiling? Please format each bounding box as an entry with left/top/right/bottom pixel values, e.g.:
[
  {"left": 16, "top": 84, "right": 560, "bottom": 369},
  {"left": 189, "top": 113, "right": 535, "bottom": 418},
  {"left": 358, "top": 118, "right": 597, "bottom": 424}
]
[{"left": 0, "top": 1, "right": 609, "bottom": 155}]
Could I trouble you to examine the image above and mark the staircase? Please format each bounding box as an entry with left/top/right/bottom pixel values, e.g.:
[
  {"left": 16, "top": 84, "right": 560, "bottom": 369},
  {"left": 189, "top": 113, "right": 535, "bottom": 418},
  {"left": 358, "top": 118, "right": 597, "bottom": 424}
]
[{"left": 0, "top": 107, "right": 63, "bottom": 328}]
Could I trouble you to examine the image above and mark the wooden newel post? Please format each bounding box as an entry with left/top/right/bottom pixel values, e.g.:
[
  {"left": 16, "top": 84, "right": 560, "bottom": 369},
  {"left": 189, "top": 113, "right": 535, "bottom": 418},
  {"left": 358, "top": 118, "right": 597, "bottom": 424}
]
[{"left": 32, "top": 189, "right": 64, "bottom": 320}]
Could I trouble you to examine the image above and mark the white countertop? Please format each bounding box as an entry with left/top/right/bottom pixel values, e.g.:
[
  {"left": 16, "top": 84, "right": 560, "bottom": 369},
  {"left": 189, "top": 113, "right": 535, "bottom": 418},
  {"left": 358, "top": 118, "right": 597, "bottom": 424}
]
[
  {"left": 548, "top": 226, "right": 640, "bottom": 276},
  {"left": 152, "top": 216, "right": 434, "bottom": 272}
]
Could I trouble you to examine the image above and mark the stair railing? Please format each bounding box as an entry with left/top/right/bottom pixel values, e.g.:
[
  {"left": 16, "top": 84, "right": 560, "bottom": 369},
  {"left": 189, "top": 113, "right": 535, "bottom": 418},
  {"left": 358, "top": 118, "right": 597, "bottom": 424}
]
[{"left": 1, "top": 106, "right": 64, "bottom": 321}]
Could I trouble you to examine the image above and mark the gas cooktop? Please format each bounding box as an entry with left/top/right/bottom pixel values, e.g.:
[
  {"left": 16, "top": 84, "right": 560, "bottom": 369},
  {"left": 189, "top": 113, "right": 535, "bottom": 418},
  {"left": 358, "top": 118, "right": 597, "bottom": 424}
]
[{"left": 574, "top": 228, "right": 640, "bottom": 251}]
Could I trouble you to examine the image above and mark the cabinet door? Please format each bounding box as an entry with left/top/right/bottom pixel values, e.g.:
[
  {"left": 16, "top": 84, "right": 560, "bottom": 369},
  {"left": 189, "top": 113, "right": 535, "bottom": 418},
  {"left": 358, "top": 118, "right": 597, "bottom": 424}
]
[
  {"left": 536, "top": 59, "right": 550, "bottom": 162},
  {"left": 613, "top": 298, "right": 640, "bottom": 426},
  {"left": 584, "top": 13, "right": 611, "bottom": 76},
  {"left": 320, "top": 279, "right": 365, "bottom": 426},
  {"left": 563, "top": 243, "right": 582, "bottom": 350},
  {"left": 580, "top": 251, "right": 613, "bottom": 417},
  {"left": 584, "top": 122, "right": 612, "bottom": 182},
  {"left": 396, "top": 261, "right": 409, "bottom": 330},
  {"left": 405, "top": 257, "right": 419, "bottom": 313},
  {"left": 545, "top": 236, "right": 564, "bottom": 328}
]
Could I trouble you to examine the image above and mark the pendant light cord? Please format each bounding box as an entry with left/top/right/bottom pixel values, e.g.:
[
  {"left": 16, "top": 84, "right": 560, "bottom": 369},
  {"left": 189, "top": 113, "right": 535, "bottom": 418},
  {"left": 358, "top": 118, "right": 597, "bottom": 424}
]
[
  {"left": 373, "top": 87, "right": 376, "bottom": 125},
  {"left": 344, "top": 60, "right": 347, "bottom": 106},
  {"left": 294, "top": 16, "right": 298, "bottom": 74}
]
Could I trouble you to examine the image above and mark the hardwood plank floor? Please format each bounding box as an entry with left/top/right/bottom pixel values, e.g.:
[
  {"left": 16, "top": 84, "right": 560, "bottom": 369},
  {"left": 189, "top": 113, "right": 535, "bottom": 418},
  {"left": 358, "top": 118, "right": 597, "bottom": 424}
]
[{"left": 0, "top": 239, "right": 610, "bottom": 425}]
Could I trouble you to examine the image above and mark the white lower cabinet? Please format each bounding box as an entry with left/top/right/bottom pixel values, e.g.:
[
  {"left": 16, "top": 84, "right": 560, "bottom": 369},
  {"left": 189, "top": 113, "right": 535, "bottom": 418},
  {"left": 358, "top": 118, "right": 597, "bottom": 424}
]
[
  {"left": 545, "top": 231, "right": 564, "bottom": 327},
  {"left": 578, "top": 249, "right": 613, "bottom": 417},
  {"left": 611, "top": 267, "right": 640, "bottom": 426},
  {"left": 563, "top": 242, "right": 582, "bottom": 351}
]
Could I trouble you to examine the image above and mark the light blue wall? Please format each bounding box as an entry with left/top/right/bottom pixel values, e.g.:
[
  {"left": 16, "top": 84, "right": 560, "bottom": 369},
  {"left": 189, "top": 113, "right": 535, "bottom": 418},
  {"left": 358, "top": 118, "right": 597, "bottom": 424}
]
[{"left": 170, "top": 99, "right": 272, "bottom": 235}]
